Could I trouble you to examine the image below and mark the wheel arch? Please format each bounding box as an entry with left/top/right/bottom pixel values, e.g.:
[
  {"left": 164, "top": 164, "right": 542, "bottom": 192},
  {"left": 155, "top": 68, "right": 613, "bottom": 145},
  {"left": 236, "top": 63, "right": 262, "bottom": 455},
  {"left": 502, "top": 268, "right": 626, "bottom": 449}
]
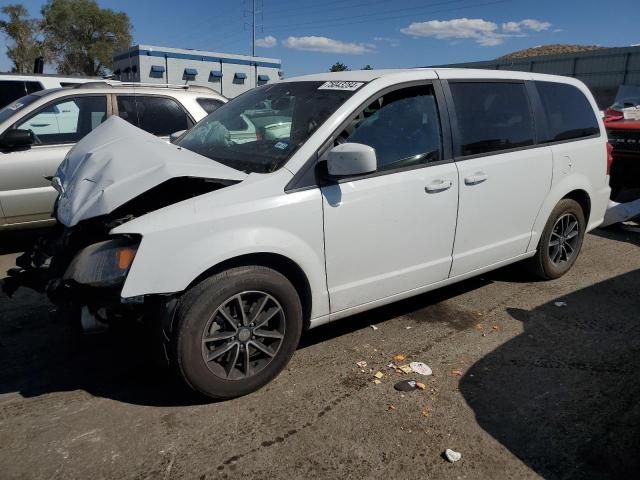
[
  {"left": 562, "top": 189, "right": 591, "bottom": 224},
  {"left": 188, "top": 252, "right": 313, "bottom": 329}
]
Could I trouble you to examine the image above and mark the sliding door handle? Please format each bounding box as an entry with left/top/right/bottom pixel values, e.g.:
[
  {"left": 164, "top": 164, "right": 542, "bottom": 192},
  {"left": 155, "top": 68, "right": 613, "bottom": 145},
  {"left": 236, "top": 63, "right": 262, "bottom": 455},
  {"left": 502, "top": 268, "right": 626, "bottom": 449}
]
[{"left": 464, "top": 173, "right": 488, "bottom": 185}]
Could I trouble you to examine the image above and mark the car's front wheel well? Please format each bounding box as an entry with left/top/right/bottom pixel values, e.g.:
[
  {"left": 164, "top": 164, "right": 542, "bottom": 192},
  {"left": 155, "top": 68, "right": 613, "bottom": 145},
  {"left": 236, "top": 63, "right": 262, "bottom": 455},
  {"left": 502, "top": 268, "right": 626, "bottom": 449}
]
[
  {"left": 189, "top": 253, "right": 313, "bottom": 329},
  {"left": 562, "top": 189, "right": 591, "bottom": 224}
]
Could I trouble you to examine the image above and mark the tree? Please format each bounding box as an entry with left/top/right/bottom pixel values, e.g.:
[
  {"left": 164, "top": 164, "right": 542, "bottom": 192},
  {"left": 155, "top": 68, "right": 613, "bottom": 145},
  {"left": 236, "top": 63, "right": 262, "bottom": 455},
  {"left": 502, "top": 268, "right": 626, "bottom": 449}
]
[
  {"left": 41, "top": 0, "right": 132, "bottom": 76},
  {"left": 329, "top": 62, "right": 349, "bottom": 72},
  {"left": 0, "top": 4, "right": 47, "bottom": 73},
  {"left": 361, "top": 64, "right": 373, "bottom": 70}
]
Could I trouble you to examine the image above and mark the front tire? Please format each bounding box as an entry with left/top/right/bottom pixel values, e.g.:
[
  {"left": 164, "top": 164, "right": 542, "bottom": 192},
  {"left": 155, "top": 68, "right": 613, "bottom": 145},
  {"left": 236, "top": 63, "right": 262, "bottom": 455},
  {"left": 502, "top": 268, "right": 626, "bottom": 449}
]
[
  {"left": 530, "top": 198, "right": 586, "bottom": 280},
  {"left": 171, "top": 266, "right": 303, "bottom": 400}
]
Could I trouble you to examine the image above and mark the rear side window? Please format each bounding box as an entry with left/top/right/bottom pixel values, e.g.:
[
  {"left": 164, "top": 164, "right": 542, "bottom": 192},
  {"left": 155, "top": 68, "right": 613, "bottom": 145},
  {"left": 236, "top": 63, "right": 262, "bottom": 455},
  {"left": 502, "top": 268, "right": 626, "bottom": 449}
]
[
  {"left": 25, "top": 81, "right": 43, "bottom": 94},
  {"left": 535, "top": 82, "right": 599, "bottom": 142},
  {"left": 197, "top": 98, "right": 224, "bottom": 114},
  {"left": 0, "top": 80, "right": 35, "bottom": 108},
  {"left": 117, "top": 95, "right": 190, "bottom": 136},
  {"left": 449, "top": 82, "right": 534, "bottom": 157}
]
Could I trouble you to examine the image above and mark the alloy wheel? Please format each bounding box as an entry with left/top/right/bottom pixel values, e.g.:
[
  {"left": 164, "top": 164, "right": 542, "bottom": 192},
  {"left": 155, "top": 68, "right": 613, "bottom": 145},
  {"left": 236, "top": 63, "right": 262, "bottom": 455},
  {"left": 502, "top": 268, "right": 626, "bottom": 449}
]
[
  {"left": 201, "top": 291, "right": 286, "bottom": 380},
  {"left": 548, "top": 213, "right": 580, "bottom": 266}
]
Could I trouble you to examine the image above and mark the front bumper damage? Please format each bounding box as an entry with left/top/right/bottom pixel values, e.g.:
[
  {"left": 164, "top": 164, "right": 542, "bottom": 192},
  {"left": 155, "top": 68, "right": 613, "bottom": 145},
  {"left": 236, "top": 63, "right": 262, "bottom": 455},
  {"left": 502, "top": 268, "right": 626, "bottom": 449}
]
[{"left": 3, "top": 220, "right": 143, "bottom": 322}]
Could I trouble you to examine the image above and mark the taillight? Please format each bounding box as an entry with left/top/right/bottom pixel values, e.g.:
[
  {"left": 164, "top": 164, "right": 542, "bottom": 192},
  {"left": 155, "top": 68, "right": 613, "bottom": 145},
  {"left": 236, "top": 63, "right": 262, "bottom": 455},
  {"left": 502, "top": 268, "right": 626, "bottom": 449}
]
[{"left": 606, "top": 142, "right": 614, "bottom": 175}]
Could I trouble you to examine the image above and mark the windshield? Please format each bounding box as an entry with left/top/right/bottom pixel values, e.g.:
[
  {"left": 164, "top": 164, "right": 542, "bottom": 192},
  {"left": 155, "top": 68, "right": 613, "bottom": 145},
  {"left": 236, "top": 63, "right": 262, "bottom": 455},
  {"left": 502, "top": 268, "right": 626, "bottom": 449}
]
[
  {"left": 610, "top": 85, "right": 640, "bottom": 110},
  {"left": 177, "top": 81, "right": 361, "bottom": 173},
  {"left": 0, "top": 94, "right": 40, "bottom": 124}
]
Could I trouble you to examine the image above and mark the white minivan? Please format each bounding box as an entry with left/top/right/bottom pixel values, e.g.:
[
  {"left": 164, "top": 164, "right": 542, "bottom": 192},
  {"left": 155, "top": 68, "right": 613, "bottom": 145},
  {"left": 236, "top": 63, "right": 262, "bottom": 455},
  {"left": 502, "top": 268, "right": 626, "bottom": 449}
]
[{"left": 6, "top": 69, "right": 611, "bottom": 399}]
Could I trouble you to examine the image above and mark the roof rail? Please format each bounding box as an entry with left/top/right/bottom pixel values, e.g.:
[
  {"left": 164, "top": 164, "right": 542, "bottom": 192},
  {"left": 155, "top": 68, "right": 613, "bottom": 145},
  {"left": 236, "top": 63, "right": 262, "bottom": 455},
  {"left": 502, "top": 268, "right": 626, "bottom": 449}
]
[{"left": 72, "top": 81, "right": 221, "bottom": 94}]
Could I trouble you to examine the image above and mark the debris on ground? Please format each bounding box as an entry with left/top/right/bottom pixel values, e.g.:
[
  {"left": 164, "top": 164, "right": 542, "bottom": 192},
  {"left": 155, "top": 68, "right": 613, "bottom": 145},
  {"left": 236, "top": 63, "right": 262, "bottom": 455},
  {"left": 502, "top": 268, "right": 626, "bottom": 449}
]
[
  {"left": 394, "top": 380, "right": 417, "bottom": 391},
  {"left": 492, "top": 325, "right": 498, "bottom": 330},
  {"left": 554, "top": 301, "right": 567, "bottom": 307},
  {"left": 388, "top": 404, "right": 396, "bottom": 411},
  {"left": 393, "top": 354, "right": 407, "bottom": 362},
  {"left": 451, "top": 369, "right": 463, "bottom": 376},
  {"left": 386, "top": 362, "right": 397, "bottom": 369},
  {"left": 416, "top": 382, "right": 426, "bottom": 390},
  {"left": 371, "top": 325, "right": 379, "bottom": 331},
  {"left": 409, "top": 362, "right": 433, "bottom": 376},
  {"left": 444, "top": 449, "right": 462, "bottom": 463},
  {"left": 421, "top": 407, "right": 431, "bottom": 417},
  {"left": 356, "top": 361, "right": 367, "bottom": 368},
  {"left": 405, "top": 326, "right": 413, "bottom": 330},
  {"left": 373, "top": 379, "right": 382, "bottom": 385},
  {"left": 398, "top": 364, "right": 414, "bottom": 374},
  {"left": 374, "top": 371, "right": 384, "bottom": 379}
]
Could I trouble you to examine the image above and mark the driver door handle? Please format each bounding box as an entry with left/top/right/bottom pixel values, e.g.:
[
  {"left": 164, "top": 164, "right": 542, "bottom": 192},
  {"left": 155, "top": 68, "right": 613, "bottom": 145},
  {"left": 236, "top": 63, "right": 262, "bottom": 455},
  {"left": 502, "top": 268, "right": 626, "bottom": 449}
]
[
  {"left": 464, "top": 172, "right": 488, "bottom": 185},
  {"left": 425, "top": 179, "right": 453, "bottom": 193}
]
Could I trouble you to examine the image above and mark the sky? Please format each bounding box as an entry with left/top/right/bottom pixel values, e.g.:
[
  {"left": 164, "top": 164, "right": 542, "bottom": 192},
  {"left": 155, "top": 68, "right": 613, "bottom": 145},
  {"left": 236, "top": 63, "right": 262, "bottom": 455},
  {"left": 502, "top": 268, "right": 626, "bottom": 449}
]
[{"left": 1, "top": 0, "right": 639, "bottom": 76}]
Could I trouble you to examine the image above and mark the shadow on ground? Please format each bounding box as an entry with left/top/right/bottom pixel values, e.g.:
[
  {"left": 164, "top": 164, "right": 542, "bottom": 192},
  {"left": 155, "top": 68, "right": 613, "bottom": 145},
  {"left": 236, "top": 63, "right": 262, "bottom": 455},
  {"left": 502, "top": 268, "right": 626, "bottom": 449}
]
[
  {"left": 0, "top": 266, "right": 491, "bottom": 407},
  {"left": 460, "top": 268, "right": 640, "bottom": 479}
]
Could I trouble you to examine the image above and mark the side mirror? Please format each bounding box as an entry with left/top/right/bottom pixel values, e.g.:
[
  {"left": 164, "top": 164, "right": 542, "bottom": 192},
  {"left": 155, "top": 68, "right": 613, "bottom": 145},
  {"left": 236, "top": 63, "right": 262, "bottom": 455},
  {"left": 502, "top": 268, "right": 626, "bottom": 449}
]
[
  {"left": 326, "top": 143, "right": 377, "bottom": 177},
  {"left": 0, "top": 129, "right": 35, "bottom": 149},
  {"left": 170, "top": 130, "right": 186, "bottom": 143}
]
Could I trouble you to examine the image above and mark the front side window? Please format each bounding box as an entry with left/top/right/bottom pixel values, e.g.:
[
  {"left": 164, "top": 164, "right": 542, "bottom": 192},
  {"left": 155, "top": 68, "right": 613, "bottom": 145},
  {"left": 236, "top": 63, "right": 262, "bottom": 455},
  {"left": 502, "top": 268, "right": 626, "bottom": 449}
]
[
  {"left": 16, "top": 95, "right": 107, "bottom": 145},
  {"left": 450, "top": 82, "right": 534, "bottom": 156},
  {"left": 177, "top": 81, "right": 358, "bottom": 173},
  {"left": 536, "top": 81, "right": 599, "bottom": 142},
  {"left": 338, "top": 85, "right": 442, "bottom": 171},
  {"left": 117, "top": 95, "right": 191, "bottom": 136}
]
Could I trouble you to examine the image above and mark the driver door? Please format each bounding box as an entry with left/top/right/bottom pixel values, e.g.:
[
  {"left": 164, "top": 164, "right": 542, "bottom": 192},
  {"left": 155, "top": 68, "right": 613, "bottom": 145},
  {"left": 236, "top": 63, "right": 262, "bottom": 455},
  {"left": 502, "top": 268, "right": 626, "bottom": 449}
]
[
  {"left": 321, "top": 82, "right": 460, "bottom": 314},
  {"left": 0, "top": 95, "right": 108, "bottom": 225}
]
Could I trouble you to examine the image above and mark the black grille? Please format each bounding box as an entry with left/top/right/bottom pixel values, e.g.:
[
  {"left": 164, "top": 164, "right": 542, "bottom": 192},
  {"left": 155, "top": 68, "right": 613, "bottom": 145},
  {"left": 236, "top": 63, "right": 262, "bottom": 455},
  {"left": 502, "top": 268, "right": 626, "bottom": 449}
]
[{"left": 608, "top": 129, "right": 640, "bottom": 154}]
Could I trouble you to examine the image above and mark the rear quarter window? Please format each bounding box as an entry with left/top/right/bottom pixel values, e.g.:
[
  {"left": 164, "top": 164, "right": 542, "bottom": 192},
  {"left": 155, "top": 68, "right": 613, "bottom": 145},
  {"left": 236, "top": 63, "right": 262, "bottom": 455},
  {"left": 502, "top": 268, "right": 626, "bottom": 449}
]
[
  {"left": 197, "top": 98, "right": 224, "bottom": 114},
  {"left": 535, "top": 82, "right": 600, "bottom": 142}
]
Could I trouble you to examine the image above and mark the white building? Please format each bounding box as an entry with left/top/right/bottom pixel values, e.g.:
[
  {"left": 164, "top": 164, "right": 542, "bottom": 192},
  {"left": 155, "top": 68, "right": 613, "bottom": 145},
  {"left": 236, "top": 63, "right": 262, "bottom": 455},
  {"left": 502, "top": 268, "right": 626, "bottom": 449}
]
[{"left": 112, "top": 44, "right": 282, "bottom": 98}]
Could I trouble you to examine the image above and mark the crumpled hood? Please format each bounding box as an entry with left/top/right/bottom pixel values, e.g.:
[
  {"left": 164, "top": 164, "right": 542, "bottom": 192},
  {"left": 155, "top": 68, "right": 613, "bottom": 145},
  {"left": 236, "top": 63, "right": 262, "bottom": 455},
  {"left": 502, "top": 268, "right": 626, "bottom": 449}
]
[{"left": 54, "top": 116, "right": 247, "bottom": 227}]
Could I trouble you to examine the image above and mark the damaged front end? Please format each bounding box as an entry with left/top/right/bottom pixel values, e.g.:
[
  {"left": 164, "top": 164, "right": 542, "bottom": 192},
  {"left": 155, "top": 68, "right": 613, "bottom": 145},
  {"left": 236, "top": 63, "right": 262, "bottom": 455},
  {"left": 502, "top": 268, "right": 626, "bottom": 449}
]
[
  {"left": 2, "top": 116, "right": 246, "bottom": 331},
  {"left": 4, "top": 176, "right": 231, "bottom": 329}
]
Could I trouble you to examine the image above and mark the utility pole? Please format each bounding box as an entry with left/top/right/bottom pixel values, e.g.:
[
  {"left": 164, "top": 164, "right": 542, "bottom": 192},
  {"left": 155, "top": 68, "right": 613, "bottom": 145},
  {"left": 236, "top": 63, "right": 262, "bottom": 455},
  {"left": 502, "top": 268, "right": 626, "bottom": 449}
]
[{"left": 245, "top": 0, "right": 262, "bottom": 57}]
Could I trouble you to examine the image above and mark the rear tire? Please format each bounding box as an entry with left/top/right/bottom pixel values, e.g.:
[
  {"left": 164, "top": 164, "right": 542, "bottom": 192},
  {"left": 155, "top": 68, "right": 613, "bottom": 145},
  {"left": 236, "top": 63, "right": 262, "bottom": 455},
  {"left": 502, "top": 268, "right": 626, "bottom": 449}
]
[
  {"left": 170, "top": 266, "right": 303, "bottom": 400},
  {"left": 530, "top": 199, "right": 586, "bottom": 280}
]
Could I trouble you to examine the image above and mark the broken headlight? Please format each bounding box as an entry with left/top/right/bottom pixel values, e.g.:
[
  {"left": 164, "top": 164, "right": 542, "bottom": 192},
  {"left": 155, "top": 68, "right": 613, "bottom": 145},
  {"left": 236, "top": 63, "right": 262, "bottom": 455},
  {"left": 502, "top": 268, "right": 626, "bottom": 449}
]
[{"left": 64, "top": 237, "right": 140, "bottom": 287}]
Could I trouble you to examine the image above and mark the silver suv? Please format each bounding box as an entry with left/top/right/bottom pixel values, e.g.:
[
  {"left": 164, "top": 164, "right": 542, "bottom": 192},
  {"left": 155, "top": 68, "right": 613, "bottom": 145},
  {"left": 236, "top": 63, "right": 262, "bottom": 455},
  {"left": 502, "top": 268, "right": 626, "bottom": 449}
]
[{"left": 0, "top": 82, "right": 226, "bottom": 230}]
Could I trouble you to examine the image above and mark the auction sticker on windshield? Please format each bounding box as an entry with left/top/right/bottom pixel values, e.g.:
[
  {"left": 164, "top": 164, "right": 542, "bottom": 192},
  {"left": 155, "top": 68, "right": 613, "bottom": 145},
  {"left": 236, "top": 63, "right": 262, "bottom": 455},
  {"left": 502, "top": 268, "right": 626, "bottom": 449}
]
[{"left": 318, "top": 81, "right": 364, "bottom": 91}]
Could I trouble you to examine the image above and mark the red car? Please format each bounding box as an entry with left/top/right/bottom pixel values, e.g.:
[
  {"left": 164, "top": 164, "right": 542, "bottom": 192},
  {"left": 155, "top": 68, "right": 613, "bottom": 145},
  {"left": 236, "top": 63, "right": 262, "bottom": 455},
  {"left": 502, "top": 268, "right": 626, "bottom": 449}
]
[{"left": 605, "top": 85, "right": 640, "bottom": 199}]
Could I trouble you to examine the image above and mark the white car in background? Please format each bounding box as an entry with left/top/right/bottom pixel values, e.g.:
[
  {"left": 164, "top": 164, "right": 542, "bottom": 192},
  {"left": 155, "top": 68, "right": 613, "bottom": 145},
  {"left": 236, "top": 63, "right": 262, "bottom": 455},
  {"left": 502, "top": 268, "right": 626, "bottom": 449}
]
[
  {"left": 6, "top": 69, "right": 611, "bottom": 400},
  {"left": 0, "top": 73, "right": 100, "bottom": 109},
  {"left": 0, "top": 82, "right": 226, "bottom": 229}
]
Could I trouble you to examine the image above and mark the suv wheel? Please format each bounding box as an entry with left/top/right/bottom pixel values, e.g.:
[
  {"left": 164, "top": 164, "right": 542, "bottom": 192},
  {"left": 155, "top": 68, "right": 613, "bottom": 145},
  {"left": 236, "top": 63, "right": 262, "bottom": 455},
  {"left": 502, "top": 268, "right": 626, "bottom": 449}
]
[
  {"left": 170, "top": 266, "right": 302, "bottom": 399},
  {"left": 530, "top": 198, "right": 586, "bottom": 280}
]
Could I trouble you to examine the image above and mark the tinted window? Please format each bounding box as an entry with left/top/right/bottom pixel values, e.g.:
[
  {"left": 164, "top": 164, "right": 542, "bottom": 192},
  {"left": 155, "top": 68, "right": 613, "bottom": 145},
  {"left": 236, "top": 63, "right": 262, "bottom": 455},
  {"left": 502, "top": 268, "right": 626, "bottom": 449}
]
[
  {"left": 117, "top": 95, "right": 190, "bottom": 136},
  {"left": 339, "top": 85, "right": 442, "bottom": 171},
  {"left": 450, "top": 82, "right": 534, "bottom": 156},
  {"left": 197, "top": 98, "right": 224, "bottom": 114},
  {"left": 16, "top": 95, "right": 107, "bottom": 145},
  {"left": 536, "top": 82, "right": 599, "bottom": 142},
  {"left": 25, "top": 81, "right": 43, "bottom": 94},
  {"left": 0, "top": 81, "right": 29, "bottom": 109}
]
